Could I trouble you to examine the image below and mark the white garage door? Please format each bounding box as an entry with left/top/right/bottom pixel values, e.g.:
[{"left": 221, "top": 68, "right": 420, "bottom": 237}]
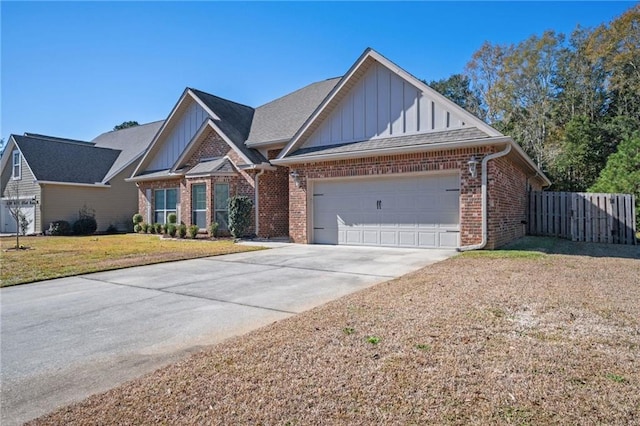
[
  {"left": 312, "top": 173, "right": 460, "bottom": 248},
  {"left": 1, "top": 202, "right": 35, "bottom": 235}
]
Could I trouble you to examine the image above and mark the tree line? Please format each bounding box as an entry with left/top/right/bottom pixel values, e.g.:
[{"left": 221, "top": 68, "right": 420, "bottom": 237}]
[{"left": 428, "top": 5, "right": 639, "bottom": 226}]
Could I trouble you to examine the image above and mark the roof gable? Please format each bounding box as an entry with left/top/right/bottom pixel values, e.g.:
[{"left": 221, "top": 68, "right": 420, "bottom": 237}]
[
  {"left": 133, "top": 89, "right": 261, "bottom": 177},
  {"left": 278, "top": 48, "right": 501, "bottom": 159}
]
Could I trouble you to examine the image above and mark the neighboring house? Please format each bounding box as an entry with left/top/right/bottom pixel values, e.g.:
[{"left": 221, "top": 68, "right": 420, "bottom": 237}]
[
  {"left": 132, "top": 47, "right": 550, "bottom": 249},
  {"left": 0, "top": 121, "right": 162, "bottom": 234}
]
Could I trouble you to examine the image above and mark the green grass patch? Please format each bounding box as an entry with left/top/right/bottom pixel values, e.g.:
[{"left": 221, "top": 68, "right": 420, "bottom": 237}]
[
  {"left": 1, "top": 234, "right": 264, "bottom": 287},
  {"left": 461, "top": 250, "right": 546, "bottom": 259}
]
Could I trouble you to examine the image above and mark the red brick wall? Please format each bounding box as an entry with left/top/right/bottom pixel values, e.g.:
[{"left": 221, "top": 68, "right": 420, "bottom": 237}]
[
  {"left": 257, "top": 149, "right": 289, "bottom": 238},
  {"left": 485, "top": 155, "right": 529, "bottom": 249},
  {"left": 287, "top": 147, "right": 493, "bottom": 245},
  {"left": 135, "top": 127, "right": 258, "bottom": 235}
]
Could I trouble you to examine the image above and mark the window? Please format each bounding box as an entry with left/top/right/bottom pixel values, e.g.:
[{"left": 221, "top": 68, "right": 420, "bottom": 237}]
[
  {"left": 154, "top": 188, "right": 178, "bottom": 223},
  {"left": 214, "top": 183, "right": 229, "bottom": 231},
  {"left": 12, "top": 150, "right": 21, "bottom": 180},
  {"left": 192, "top": 184, "right": 206, "bottom": 228}
]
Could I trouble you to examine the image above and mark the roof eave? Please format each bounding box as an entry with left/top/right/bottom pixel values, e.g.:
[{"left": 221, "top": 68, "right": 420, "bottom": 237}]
[
  {"left": 36, "top": 180, "right": 111, "bottom": 188},
  {"left": 125, "top": 172, "right": 185, "bottom": 183}
]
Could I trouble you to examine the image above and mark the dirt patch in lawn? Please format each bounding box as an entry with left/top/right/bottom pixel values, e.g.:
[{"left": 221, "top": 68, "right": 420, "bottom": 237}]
[{"left": 29, "top": 240, "right": 640, "bottom": 425}]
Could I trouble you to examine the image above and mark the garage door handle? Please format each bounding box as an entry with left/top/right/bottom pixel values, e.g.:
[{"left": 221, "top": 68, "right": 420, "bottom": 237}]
[
  {"left": 314, "top": 227, "right": 324, "bottom": 230},
  {"left": 376, "top": 200, "right": 382, "bottom": 210}
]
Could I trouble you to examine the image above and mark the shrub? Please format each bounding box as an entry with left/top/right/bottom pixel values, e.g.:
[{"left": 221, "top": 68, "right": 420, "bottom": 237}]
[
  {"left": 133, "top": 224, "right": 142, "bottom": 233},
  {"left": 167, "top": 213, "right": 177, "bottom": 224},
  {"left": 72, "top": 205, "right": 97, "bottom": 235},
  {"left": 188, "top": 225, "right": 199, "bottom": 239},
  {"left": 153, "top": 223, "right": 163, "bottom": 234},
  {"left": 141, "top": 223, "right": 149, "bottom": 233},
  {"left": 106, "top": 224, "right": 118, "bottom": 234},
  {"left": 209, "top": 222, "right": 219, "bottom": 238},
  {"left": 166, "top": 223, "right": 177, "bottom": 237},
  {"left": 48, "top": 220, "right": 72, "bottom": 236},
  {"left": 177, "top": 224, "right": 187, "bottom": 238},
  {"left": 132, "top": 213, "right": 143, "bottom": 225},
  {"left": 228, "top": 196, "right": 253, "bottom": 238}
]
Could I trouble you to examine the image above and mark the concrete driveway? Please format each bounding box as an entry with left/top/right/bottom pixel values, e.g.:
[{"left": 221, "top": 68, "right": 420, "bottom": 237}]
[{"left": 0, "top": 243, "right": 456, "bottom": 425}]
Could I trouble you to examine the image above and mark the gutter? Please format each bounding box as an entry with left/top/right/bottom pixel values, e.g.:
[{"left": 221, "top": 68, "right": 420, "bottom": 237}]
[
  {"left": 458, "top": 143, "right": 512, "bottom": 252},
  {"left": 36, "top": 180, "right": 111, "bottom": 188},
  {"left": 271, "top": 136, "right": 513, "bottom": 165}
]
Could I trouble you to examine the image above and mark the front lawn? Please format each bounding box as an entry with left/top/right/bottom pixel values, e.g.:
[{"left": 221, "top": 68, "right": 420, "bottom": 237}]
[
  {"left": 28, "top": 238, "right": 640, "bottom": 425},
  {"left": 0, "top": 234, "right": 263, "bottom": 287}
]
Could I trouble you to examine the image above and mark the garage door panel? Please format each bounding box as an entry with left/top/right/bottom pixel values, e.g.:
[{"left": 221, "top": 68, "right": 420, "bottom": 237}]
[
  {"left": 313, "top": 174, "right": 460, "bottom": 248},
  {"left": 439, "top": 232, "right": 460, "bottom": 248}
]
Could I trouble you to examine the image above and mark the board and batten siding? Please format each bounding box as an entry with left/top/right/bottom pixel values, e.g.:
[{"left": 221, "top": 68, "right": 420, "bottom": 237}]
[
  {"left": 147, "top": 100, "right": 210, "bottom": 171},
  {"left": 303, "top": 62, "right": 468, "bottom": 149},
  {"left": 1, "top": 151, "right": 42, "bottom": 233}
]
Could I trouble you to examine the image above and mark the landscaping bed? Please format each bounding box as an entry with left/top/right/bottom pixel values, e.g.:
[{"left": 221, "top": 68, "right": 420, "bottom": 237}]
[{"left": 28, "top": 238, "right": 640, "bottom": 424}]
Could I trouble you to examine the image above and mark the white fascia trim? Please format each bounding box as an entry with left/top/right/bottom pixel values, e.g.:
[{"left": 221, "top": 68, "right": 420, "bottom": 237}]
[
  {"left": 271, "top": 137, "right": 512, "bottom": 165},
  {"left": 187, "top": 89, "right": 221, "bottom": 121},
  {"left": 245, "top": 138, "right": 289, "bottom": 148},
  {"left": 1, "top": 137, "right": 38, "bottom": 182},
  {"left": 278, "top": 48, "right": 502, "bottom": 160},
  {"left": 278, "top": 49, "right": 371, "bottom": 159},
  {"left": 36, "top": 180, "right": 111, "bottom": 188},
  {"left": 131, "top": 88, "right": 191, "bottom": 178},
  {"left": 170, "top": 119, "right": 213, "bottom": 172},
  {"left": 238, "top": 162, "right": 278, "bottom": 171},
  {"left": 368, "top": 50, "right": 501, "bottom": 138},
  {"left": 185, "top": 172, "right": 237, "bottom": 178},
  {"left": 205, "top": 119, "right": 255, "bottom": 166},
  {"left": 125, "top": 172, "right": 184, "bottom": 183}
]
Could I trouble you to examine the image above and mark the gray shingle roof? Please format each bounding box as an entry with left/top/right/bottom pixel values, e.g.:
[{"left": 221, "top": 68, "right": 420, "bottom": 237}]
[
  {"left": 92, "top": 120, "right": 164, "bottom": 181},
  {"left": 289, "top": 127, "right": 490, "bottom": 158},
  {"left": 189, "top": 89, "right": 264, "bottom": 164},
  {"left": 185, "top": 158, "right": 235, "bottom": 176},
  {"left": 13, "top": 135, "right": 121, "bottom": 184},
  {"left": 246, "top": 77, "right": 341, "bottom": 146}
]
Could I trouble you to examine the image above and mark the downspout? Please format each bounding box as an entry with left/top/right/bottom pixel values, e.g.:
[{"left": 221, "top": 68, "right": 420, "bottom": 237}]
[
  {"left": 254, "top": 169, "right": 266, "bottom": 237},
  {"left": 458, "top": 143, "right": 512, "bottom": 251}
]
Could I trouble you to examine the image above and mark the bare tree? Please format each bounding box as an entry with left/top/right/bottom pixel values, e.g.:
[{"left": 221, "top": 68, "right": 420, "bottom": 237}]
[{"left": 4, "top": 181, "right": 33, "bottom": 249}]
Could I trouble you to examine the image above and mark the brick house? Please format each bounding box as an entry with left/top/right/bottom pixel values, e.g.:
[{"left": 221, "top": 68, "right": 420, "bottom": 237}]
[{"left": 131, "top": 48, "right": 550, "bottom": 249}]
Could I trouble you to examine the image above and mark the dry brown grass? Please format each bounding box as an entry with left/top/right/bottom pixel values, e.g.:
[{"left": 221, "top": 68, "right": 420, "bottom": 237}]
[
  {"left": 29, "top": 240, "right": 640, "bottom": 425},
  {"left": 0, "top": 234, "right": 262, "bottom": 287}
]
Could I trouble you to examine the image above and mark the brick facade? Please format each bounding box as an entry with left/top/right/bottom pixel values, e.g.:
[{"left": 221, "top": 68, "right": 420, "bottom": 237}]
[
  {"left": 287, "top": 146, "right": 532, "bottom": 249},
  {"left": 485, "top": 155, "right": 531, "bottom": 249},
  {"left": 135, "top": 128, "right": 289, "bottom": 238}
]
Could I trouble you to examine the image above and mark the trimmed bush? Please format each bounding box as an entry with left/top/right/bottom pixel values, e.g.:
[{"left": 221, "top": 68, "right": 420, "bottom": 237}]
[
  {"left": 141, "top": 223, "right": 149, "bottom": 233},
  {"left": 72, "top": 206, "right": 97, "bottom": 235},
  {"left": 132, "top": 213, "right": 143, "bottom": 225},
  {"left": 188, "top": 225, "right": 199, "bottom": 239},
  {"left": 209, "top": 222, "right": 219, "bottom": 238},
  {"left": 153, "top": 223, "right": 163, "bottom": 234},
  {"left": 133, "top": 224, "right": 142, "bottom": 233},
  {"left": 48, "top": 220, "right": 72, "bottom": 236},
  {"left": 177, "top": 224, "right": 187, "bottom": 238},
  {"left": 228, "top": 196, "right": 253, "bottom": 238},
  {"left": 167, "top": 213, "right": 177, "bottom": 224},
  {"left": 166, "top": 223, "right": 177, "bottom": 237}
]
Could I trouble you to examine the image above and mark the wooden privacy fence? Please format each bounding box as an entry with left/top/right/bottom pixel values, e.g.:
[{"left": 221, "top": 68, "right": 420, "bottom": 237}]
[{"left": 528, "top": 192, "right": 637, "bottom": 245}]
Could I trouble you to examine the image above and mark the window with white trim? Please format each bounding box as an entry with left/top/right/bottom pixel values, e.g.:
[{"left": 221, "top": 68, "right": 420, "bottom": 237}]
[
  {"left": 154, "top": 188, "right": 178, "bottom": 224},
  {"left": 214, "top": 183, "right": 229, "bottom": 231},
  {"left": 191, "top": 184, "right": 206, "bottom": 228},
  {"left": 12, "top": 150, "right": 21, "bottom": 180}
]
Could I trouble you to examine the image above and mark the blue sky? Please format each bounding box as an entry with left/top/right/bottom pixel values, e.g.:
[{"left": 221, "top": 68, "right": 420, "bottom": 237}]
[{"left": 1, "top": 1, "right": 634, "bottom": 144}]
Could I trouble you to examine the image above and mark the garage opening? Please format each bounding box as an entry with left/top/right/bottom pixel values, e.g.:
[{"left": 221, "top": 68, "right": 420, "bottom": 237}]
[{"left": 311, "top": 173, "right": 460, "bottom": 248}]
